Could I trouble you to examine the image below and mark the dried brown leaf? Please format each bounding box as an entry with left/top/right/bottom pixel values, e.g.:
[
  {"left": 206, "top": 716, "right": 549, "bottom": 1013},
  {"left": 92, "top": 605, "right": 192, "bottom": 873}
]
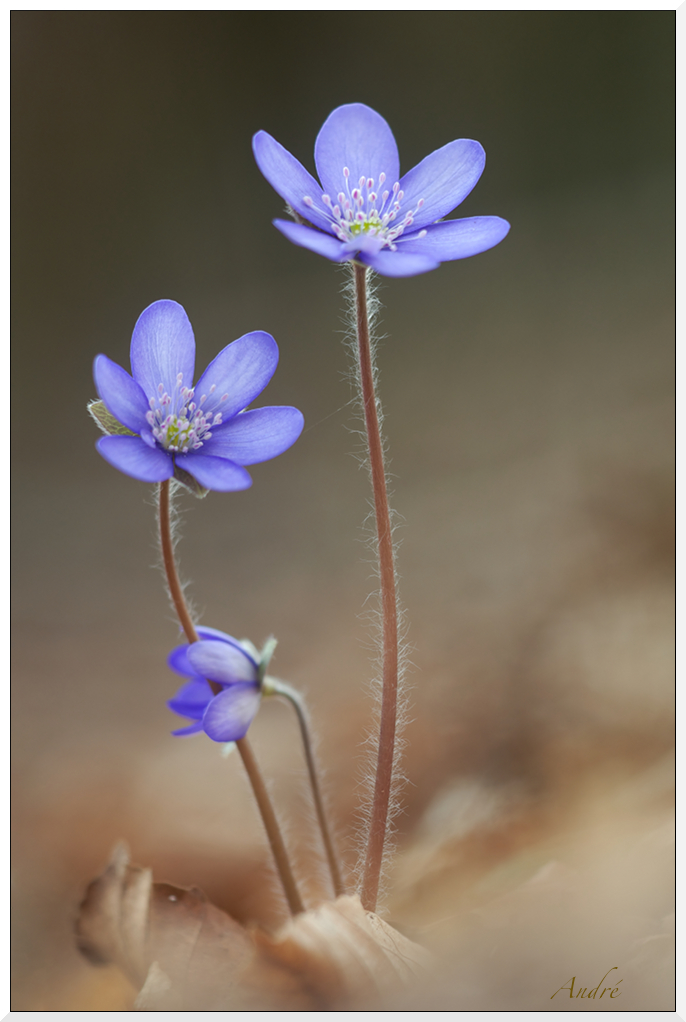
[
  {"left": 241, "top": 895, "right": 432, "bottom": 1009},
  {"left": 76, "top": 842, "right": 253, "bottom": 1006},
  {"left": 75, "top": 842, "right": 152, "bottom": 986},
  {"left": 77, "top": 845, "right": 430, "bottom": 1010}
]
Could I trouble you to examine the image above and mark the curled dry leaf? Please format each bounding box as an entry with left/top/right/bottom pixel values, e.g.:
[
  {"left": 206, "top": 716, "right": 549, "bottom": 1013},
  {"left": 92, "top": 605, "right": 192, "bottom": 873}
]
[
  {"left": 75, "top": 842, "right": 254, "bottom": 1009},
  {"left": 76, "top": 844, "right": 431, "bottom": 1009},
  {"left": 243, "top": 894, "right": 432, "bottom": 1009}
]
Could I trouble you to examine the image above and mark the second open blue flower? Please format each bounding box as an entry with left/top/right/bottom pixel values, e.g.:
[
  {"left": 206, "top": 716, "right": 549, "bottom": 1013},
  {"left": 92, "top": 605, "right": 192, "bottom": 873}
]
[{"left": 93, "top": 299, "right": 304, "bottom": 491}]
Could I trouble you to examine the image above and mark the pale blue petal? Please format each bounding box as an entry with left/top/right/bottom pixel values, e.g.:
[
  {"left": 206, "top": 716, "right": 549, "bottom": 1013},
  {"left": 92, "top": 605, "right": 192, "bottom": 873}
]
[
  {"left": 273, "top": 220, "right": 349, "bottom": 261},
  {"left": 193, "top": 332, "right": 279, "bottom": 421},
  {"left": 130, "top": 300, "right": 195, "bottom": 400},
  {"left": 203, "top": 407, "right": 304, "bottom": 465},
  {"left": 96, "top": 436, "right": 173, "bottom": 482},
  {"left": 399, "top": 140, "right": 486, "bottom": 231},
  {"left": 174, "top": 453, "right": 252, "bottom": 492},
  {"left": 315, "top": 104, "right": 399, "bottom": 201},
  {"left": 202, "top": 684, "right": 261, "bottom": 742},
  {"left": 167, "top": 677, "right": 214, "bottom": 720},
  {"left": 360, "top": 248, "right": 440, "bottom": 278},
  {"left": 197, "top": 626, "right": 246, "bottom": 645},
  {"left": 348, "top": 233, "right": 385, "bottom": 258},
  {"left": 168, "top": 644, "right": 197, "bottom": 677},
  {"left": 252, "top": 130, "right": 332, "bottom": 232},
  {"left": 187, "top": 639, "right": 259, "bottom": 684},
  {"left": 172, "top": 720, "right": 205, "bottom": 737},
  {"left": 93, "top": 355, "right": 151, "bottom": 435},
  {"left": 400, "top": 216, "right": 511, "bottom": 260},
  {"left": 198, "top": 631, "right": 259, "bottom": 668},
  {"left": 168, "top": 628, "right": 257, "bottom": 676}
]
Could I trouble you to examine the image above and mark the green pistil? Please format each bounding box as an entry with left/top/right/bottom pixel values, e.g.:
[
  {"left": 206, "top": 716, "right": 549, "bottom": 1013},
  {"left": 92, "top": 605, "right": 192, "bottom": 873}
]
[
  {"left": 349, "top": 218, "right": 382, "bottom": 237},
  {"left": 165, "top": 417, "right": 192, "bottom": 449}
]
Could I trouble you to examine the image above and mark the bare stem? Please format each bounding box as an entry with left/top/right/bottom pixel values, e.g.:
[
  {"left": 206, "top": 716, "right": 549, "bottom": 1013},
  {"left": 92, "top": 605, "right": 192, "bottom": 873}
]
[
  {"left": 269, "top": 679, "right": 346, "bottom": 898},
  {"left": 157, "top": 479, "right": 304, "bottom": 915},
  {"left": 352, "top": 263, "right": 399, "bottom": 912},
  {"left": 234, "top": 737, "right": 304, "bottom": 915}
]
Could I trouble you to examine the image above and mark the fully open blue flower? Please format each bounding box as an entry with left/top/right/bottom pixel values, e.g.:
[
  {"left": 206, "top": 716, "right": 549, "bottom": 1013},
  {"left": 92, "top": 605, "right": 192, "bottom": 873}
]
[
  {"left": 92, "top": 300, "right": 304, "bottom": 491},
  {"left": 167, "top": 628, "right": 271, "bottom": 741},
  {"left": 253, "top": 103, "right": 510, "bottom": 278}
]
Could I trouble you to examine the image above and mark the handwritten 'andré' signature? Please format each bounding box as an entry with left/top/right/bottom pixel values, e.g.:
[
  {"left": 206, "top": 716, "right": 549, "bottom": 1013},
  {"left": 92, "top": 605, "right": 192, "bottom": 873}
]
[{"left": 551, "top": 967, "right": 622, "bottom": 1000}]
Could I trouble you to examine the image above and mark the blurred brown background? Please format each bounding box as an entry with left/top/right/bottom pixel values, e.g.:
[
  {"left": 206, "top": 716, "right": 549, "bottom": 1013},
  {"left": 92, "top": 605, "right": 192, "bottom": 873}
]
[{"left": 12, "top": 11, "right": 674, "bottom": 1010}]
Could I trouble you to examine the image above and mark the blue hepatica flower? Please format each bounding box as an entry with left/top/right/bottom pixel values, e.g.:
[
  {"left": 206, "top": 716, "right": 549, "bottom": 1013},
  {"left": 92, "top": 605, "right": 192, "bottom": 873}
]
[
  {"left": 167, "top": 628, "right": 275, "bottom": 741},
  {"left": 92, "top": 299, "right": 304, "bottom": 492},
  {"left": 253, "top": 103, "right": 510, "bottom": 278}
]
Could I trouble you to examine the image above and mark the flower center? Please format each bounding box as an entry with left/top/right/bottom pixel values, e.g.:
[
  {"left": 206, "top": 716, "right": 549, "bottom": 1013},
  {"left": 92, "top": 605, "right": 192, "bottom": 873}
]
[
  {"left": 303, "top": 168, "right": 427, "bottom": 252},
  {"left": 145, "top": 374, "right": 227, "bottom": 454}
]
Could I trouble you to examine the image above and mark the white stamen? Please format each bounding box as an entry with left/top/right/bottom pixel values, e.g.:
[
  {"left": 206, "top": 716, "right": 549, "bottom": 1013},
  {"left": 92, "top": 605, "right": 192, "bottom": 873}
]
[
  {"left": 311, "top": 163, "right": 426, "bottom": 256},
  {"left": 145, "top": 371, "right": 229, "bottom": 455}
]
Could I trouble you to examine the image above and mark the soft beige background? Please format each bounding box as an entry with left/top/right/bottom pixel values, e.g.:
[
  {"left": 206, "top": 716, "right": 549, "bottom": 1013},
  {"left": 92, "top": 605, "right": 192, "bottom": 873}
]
[{"left": 12, "top": 12, "right": 674, "bottom": 1009}]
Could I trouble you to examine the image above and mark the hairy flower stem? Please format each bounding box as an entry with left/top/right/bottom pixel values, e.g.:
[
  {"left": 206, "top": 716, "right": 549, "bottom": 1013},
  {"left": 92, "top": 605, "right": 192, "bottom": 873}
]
[
  {"left": 353, "top": 263, "right": 399, "bottom": 913},
  {"left": 269, "top": 679, "right": 346, "bottom": 898},
  {"left": 157, "top": 479, "right": 304, "bottom": 916}
]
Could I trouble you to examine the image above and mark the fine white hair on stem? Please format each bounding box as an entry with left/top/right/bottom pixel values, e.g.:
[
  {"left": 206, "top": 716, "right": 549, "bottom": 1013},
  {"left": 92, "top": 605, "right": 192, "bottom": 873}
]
[
  {"left": 151, "top": 480, "right": 200, "bottom": 634},
  {"left": 338, "top": 263, "right": 413, "bottom": 906}
]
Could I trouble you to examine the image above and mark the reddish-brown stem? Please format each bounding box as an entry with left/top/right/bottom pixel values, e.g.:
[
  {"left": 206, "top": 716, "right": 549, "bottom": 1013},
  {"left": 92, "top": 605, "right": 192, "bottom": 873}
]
[
  {"left": 353, "top": 264, "right": 399, "bottom": 912},
  {"left": 233, "top": 738, "right": 304, "bottom": 915},
  {"left": 158, "top": 478, "right": 199, "bottom": 646},
  {"left": 157, "top": 479, "right": 304, "bottom": 916}
]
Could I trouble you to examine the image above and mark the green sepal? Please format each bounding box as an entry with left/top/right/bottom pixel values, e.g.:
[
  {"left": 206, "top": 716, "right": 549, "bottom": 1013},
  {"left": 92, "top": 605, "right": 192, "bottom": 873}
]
[
  {"left": 258, "top": 636, "right": 278, "bottom": 681},
  {"left": 87, "top": 399, "right": 135, "bottom": 437},
  {"left": 173, "top": 465, "right": 210, "bottom": 500}
]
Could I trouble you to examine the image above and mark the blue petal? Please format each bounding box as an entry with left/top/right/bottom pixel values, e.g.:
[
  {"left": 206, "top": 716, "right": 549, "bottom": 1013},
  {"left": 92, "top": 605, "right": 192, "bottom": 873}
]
[
  {"left": 252, "top": 131, "right": 333, "bottom": 232},
  {"left": 171, "top": 720, "right": 205, "bottom": 737},
  {"left": 187, "top": 639, "right": 259, "bottom": 685},
  {"left": 193, "top": 331, "right": 279, "bottom": 421},
  {"left": 167, "top": 677, "right": 215, "bottom": 720},
  {"left": 202, "top": 684, "right": 261, "bottom": 742},
  {"left": 167, "top": 643, "right": 200, "bottom": 678},
  {"left": 273, "top": 220, "right": 350, "bottom": 261},
  {"left": 197, "top": 626, "right": 250, "bottom": 646},
  {"left": 96, "top": 436, "right": 173, "bottom": 482},
  {"left": 315, "top": 104, "right": 399, "bottom": 202},
  {"left": 168, "top": 628, "right": 255, "bottom": 676},
  {"left": 360, "top": 249, "right": 440, "bottom": 278},
  {"left": 93, "top": 355, "right": 151, "bottom": 435},
  {"left": 348, "top": 233, "right": 385, "bottom": 257},
  {"left": 400, "top": 216, "right": 511, "bottom": 261},
  {"left": 203, "top": 407, "right": 304, "bottom": 465},
  {"left": 174, "top": 453, "right": 252, "bottom": 492},
  {"left": 398, "top": 140, "right": 486, "bottom": 231},
  {"left": 129, "top": 300, "right": 196, "bottom": 401}
]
